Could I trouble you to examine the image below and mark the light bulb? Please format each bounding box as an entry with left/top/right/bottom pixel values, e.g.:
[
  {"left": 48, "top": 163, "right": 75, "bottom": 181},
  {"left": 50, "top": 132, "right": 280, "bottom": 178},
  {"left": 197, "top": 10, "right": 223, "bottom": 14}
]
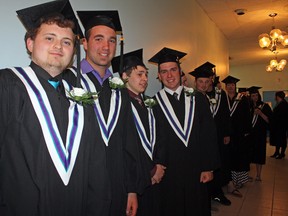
[
  {"left": 258, "top": 34, "right": 271, "bottom": 48},
  {"left": 270, "top": 59, "right": 278, "bottom": 67},
  {"left": 270, "top": 29, "right": 282, "bottom": 40}
]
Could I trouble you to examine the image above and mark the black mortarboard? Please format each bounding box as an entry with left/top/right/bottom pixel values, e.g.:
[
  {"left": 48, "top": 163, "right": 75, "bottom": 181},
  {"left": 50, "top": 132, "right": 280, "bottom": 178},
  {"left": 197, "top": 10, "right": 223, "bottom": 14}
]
[
  {"left": 247, "top": 86, "right": 262, "bottom": 94},
  {"left": 188, "top": 69, "right": 214, "bottom": 78},
  {"left": 214, "top": 76, "right": 220, "bottom": 84},
  {"left": 238, "top": 87, "right": 247, "bottom": 93},
  {"left": 148, "top": 47, "right": 187, "bottom": 65},
  {"left": 221, "top": 75, "right": 240, "bottom": 84},
  {"left": 77, "top": 10, "right": 122, "bottom": 35},
  {"left": 17, "top": 0, "right": 83, "bottom": 38},
  {"left": 189, "top": 61, "right": 215, "bottom": 78},
  {"left": 111, "top": 49, "right": 147, "bottom": 74}
]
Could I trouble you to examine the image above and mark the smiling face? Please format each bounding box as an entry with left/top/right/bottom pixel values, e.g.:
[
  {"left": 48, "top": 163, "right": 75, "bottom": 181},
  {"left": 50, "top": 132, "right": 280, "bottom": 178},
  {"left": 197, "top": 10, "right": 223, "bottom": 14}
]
[
  {"left": 195, "top": 77, "right": 212, "bottom": 93},
  {"left": 83, "top": 25, "right": 117, "bottom": 75},
  {"left": 158, "top": 62, "right": 181, "bottom": 91},
  {"left": 27, "top": 23, "right": 75, "bottom": 76},
  {"left": 122, "top": 65, "right": 148, "bottom": 95}
]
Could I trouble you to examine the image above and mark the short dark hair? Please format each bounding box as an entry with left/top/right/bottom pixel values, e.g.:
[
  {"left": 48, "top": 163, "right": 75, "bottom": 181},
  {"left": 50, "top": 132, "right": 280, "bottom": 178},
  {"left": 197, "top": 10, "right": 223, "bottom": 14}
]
[{"left": 275, "top": 91, "right": 285, "bottom": 99}]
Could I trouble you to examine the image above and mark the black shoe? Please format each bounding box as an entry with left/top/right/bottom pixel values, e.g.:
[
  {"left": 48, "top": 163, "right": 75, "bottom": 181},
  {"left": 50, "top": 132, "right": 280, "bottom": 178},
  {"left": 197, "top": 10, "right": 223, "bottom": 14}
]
[
  {"left": 212, "top": 195, "right": 231, "bottom": 206},
  {"left": 276, "top": 154, "right": 284, "bottom": 159},
  {"left": 270, "top": 153, "right": 279, "bottom": 158}
]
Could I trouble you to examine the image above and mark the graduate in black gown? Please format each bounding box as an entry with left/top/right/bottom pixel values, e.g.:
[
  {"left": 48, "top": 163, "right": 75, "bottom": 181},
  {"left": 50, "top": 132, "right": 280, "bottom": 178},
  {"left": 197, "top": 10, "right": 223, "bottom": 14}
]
[
  {"left": 248, "top": 86, "right": 272, "bottom": 181},
  {"left": 0, "top": 1, "right": 110, "bottom": 215},
  {"left": 150, "top": 48, "right": 220, "bottom": 216},
  {"left": 111, "top": 49, "right": 165, "bottom": 216},
  {"left": 190, "top": 63, "right": 232, "bottom": 206},
  {"left": 222, "top": 76, "right": 251, "bottom": 196},
  {"left": 65, "top": 11, "right": 145, "bottom": 216}
]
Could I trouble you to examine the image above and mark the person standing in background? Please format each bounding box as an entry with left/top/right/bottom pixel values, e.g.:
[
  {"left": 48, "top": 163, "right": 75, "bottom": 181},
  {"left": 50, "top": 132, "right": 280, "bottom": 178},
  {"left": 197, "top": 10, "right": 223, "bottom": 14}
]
[
  {"left": 270, "top": 91, "right": 288, "bottom": 159},
  {"left": 248, "top": 86, "right": 272, "bottom": 181},
  {"left": 190, "top": 62, "right": 232, "bottom": 206},
  {"left": 222, "top": 75, "right": 251, "bottom": 197}
]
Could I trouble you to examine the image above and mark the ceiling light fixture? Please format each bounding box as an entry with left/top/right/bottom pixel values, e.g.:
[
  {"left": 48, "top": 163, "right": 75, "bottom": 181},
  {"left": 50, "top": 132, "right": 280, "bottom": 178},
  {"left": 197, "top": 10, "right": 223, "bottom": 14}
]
[
  {"left": 258, "top": 13, "right": 288, "bottom": 52},
  {"left": 266, "top": 51, "right": 287, "bottom": 72}
]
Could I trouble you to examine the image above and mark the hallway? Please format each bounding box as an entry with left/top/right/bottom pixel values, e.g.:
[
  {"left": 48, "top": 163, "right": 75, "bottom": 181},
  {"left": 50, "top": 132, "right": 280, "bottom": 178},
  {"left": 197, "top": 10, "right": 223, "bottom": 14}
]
[{"left": 212, "top": 144, "right": 288, "bottom": 216}]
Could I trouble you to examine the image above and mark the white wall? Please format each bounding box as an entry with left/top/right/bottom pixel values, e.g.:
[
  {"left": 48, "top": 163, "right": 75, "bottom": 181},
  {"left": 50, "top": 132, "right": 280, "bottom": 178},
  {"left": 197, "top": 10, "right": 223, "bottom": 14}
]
[
  {"left": 0, "top": 0, "right": 229, "bottom": 96},
  {"left": 230, "top": 63, "right": 288, "bottom": 93}
]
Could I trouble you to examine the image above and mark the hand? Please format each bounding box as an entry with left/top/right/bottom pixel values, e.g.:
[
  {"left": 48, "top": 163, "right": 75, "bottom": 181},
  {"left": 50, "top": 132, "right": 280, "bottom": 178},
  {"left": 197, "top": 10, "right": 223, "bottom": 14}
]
[
  {"left": 254, "top": 108, "right": 261, "bottom": 115},
  {"left": 200, "top": 171, "right": 213, "bottom": 183},
  {"left": 126, "top": 193, "right": 138, "bottom": 216},
  {"left": 151, "top": 164, "right": 166, "bottom": 184},
  {"left": 223, "top": 136, "right": 230, "bottom": 145}
]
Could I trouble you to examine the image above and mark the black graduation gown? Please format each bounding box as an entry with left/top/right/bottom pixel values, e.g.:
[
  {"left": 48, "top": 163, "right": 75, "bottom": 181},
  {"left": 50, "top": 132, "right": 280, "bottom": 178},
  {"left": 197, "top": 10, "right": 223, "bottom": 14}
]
[
  {"left": 250, "top": 102, "right": 272, "bottom": 164},
  {"left": 128, "top": 95, "right": 162, "bottom": 216},
  {"left": 270, "top": 100, "right": 288, "bottom": 148},
  {"left": 154, "top": 90, "right": 220, "bottom": 216},
  {"left": 64, "top": 70, "right": 145, "bottom": 216},
  {"left": 207, "top": 89, "right": 232, "bottom": 187},
  {"left": 0, "top": 63, "right": 110, "bottom": 216},
  {"left": 228, "top": 94, "right": 251, "bottom": 172}
]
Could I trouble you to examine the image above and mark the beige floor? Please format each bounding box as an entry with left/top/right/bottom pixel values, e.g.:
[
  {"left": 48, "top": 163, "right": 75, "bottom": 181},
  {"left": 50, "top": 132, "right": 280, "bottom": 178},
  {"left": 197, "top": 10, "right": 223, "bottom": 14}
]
[{"left": 212, "top": 144, "right": 288, "bottom": 216}]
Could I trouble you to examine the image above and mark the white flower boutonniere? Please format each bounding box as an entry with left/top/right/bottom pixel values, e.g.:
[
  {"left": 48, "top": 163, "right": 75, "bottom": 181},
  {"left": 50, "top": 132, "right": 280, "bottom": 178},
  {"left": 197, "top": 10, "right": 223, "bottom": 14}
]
[
  {"left": 144, "top": 97, "right": 158, "bottom": 108},
  {"left": 109, "top": 77, "right": 126, "bottom": 89},
  {"left": 210, "top": 98, "right": 217, "bottom": 104},
  {"left": 184, "top": 87, "right": 194, "bottom": 96},
  {"left": 67, "top": 87, "right": 98, "bottom": 106},
  {"left": 215, "top": 87, "right": 221, "bottom": 94}
]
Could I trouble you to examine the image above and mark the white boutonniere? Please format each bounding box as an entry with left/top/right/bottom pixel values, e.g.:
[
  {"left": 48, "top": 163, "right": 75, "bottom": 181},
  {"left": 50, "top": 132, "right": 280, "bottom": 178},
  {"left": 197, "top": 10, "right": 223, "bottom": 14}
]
[
  {"left": 184, "top": 87, "right": 194, "bottom": 96},
  {"left": 144, "top": 96, "right": 157, "bottom": 108},
  {"left": 210, "top": 98, "right": 217, "bottom": 104},
  {"left": 67, "top": 87, "right": 98, "bottom": 106},
  {"left": 215, "top": 87, "right": 221, "bottom": 94},
  {"left": 109, "top": 77, "right": 126, "bottom": 89}
]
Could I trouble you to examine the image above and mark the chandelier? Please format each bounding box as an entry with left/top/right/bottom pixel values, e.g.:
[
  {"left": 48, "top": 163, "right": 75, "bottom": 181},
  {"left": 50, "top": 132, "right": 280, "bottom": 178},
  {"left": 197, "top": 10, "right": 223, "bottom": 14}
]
[
  {"left": 266, "top": 52, "right": 287, "bottom": 72},
  {"left": 258, "top": 13, "right": 288, "bottom": 52}
]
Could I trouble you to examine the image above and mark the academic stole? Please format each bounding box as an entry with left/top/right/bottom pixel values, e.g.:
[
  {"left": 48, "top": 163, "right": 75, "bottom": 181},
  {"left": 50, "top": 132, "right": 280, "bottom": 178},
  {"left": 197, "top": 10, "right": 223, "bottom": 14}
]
[
  {"left": 252, "top": 104, "right": 264, "bottom": 128},
  {"left": 207, "top": 92, "right": 221, "bottom": 118},
  {"left": 131, "top": 104, "right": 156, "bottom": 159},
  {"left": 156, "top": 89, "right": 195, "bottom": 147},
  {"left": 226, "top": 93, "right": 243, "bottom": 117},
  {"left": 69, "top": 68, "right": 121, "bottom": 146},
  {"left": 10, "top": 67, "right": 84, "bottom": 186}
]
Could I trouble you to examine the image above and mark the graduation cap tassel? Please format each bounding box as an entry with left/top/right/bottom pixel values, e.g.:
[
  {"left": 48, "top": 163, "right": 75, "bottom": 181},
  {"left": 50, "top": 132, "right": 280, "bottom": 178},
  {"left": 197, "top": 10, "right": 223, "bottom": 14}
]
[
  {"left": 119, "top": 33, "right": 124, "bottom": 74},
  {"left": 76, "top": 35, "right": 81, "bottom": 88}
]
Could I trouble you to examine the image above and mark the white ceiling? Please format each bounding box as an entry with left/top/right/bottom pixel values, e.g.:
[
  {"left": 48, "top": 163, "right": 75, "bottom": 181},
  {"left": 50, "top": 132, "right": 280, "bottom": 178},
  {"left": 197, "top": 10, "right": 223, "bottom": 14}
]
[{"left": 195, "top": 0, "right": 288, "bottom": 66}]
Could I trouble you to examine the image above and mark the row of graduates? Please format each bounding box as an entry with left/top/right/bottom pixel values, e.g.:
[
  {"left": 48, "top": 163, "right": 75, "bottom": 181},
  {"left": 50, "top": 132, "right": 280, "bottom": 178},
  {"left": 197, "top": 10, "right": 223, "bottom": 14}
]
[
  {"left": 0, "top": 0, "right": 220, "bottom": 216},
  {"left": 1, "top": 0, "right": 283, "bottom": 215}
]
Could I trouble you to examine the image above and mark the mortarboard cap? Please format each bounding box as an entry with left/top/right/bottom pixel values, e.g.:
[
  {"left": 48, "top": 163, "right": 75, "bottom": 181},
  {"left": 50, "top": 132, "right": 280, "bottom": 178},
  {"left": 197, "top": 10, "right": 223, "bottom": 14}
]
[
  {"left": 148, "top": 47, "right": 187, "bottom": 65},
  {"left": 247, "top": 86, "right": 262, "bottom": 94},
  {"left": 238, "top": 87, "right": 247, "bottom": 93},
  {"left": 221, "top": 75, "right": 240, "bottom": 84},
  {"left": 214, "top": 76, "right": 220, "bottom": 84},
  {"left": 111, "top": 49, "right": 147, "bottom": 74},
  {"left": 17, "top": 0, "right": 83, "bottom": 38},
  {"left": 189, "top": 61, "right": 215, "bottom": 78},
  {"left": 77, "top": 10, "right": 122, "bottom": 35}
]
